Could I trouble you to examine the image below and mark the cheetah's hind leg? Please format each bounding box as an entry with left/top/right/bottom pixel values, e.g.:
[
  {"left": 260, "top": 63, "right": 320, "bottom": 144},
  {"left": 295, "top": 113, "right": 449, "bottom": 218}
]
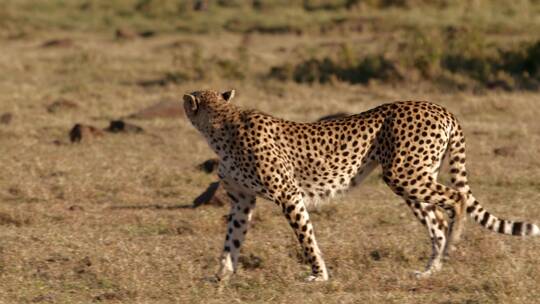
[{"left": 404, "top": 199, "right": 448, "bottom": 278}]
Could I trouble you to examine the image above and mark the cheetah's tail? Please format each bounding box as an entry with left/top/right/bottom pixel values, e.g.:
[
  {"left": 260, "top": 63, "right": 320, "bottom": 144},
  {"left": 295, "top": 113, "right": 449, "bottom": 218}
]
[
  {"left": 464, "top": 193, "right": 540, "bottom": 236},
  {"left": 447, "top": 119, "right": 540, "bottom": 236}
]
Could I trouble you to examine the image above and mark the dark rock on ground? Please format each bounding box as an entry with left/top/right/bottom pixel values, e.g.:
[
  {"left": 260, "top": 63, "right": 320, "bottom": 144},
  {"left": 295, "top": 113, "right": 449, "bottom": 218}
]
[
  {"left": 69, "top": 124, "right": 104, "bottom": 143},
  {"left": 68, "top": 205, "right": 84, "bottom": 211},
  {"left": 42, "top": 39, "right": 74, "bottom": 48},
  {"left": 94, "top": 292, "right": 122, "bottom": 302},
  {"left": 105, "top": 120, "right": 144, "bottom": 133},
  {"left": 137, "top": 78, "right": 168, "bottom": 87},
  {"left": 493, "top": 146, "right": 517, "bottom": 157},
  {"left": 0, "top": 112, "right": 13, "bottom": 124},
  {"left": 115, "top": 28, "right": 156, "bottom": 40},
  {"left": 138, "top": 30, "right": 156, "bottom": 38},
  {"left": 46, "top": 98, "right": 78, "bottom": 113},
  {"left": 115, "top": 28, "right": 137, "bottom": 40}
]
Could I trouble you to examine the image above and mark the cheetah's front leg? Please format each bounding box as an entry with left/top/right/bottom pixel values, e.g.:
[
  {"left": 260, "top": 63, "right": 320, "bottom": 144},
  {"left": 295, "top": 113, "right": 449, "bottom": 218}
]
[
  {"left": 279, "top": 191, "right": 328, "bottom": 282},
  {"left": 215, "top": 188, "right": 256, "bottom": 281}
]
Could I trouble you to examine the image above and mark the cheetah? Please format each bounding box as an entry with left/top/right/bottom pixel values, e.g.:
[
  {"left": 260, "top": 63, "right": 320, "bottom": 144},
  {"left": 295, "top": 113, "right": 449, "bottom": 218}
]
[{"left": 183, "top": 89, "right": 540, "bottom": 281}]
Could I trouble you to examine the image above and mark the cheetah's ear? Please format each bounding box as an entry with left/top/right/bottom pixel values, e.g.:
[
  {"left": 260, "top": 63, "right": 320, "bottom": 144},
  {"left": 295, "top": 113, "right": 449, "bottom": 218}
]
[
  {"left": 222, "top": 90, "right": 235, "bottom": 102},
  {"left": 183, "top": 94, "right": 198, "bottom": 112}
]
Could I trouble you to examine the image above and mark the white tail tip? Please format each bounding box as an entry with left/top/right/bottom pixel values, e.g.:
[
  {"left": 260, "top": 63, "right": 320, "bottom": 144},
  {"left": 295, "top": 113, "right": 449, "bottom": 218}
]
[{"left": 533, "top": 224, "right": 540, "bottom": 236}]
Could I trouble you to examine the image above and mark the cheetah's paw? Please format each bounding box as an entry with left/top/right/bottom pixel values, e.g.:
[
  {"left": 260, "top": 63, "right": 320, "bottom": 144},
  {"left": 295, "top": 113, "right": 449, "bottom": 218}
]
[
  {"left": 305, "top": 274, "right": 329, "bottom": 282},
  {"left": 412, "top": 270, "right": 432, "bottom": 279}
]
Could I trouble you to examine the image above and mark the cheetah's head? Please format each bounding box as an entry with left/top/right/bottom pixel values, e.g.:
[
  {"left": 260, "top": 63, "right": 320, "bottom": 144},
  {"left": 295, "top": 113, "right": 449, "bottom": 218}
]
[{"left": 183, "top": 89, "right": 236, "bottom": 133}]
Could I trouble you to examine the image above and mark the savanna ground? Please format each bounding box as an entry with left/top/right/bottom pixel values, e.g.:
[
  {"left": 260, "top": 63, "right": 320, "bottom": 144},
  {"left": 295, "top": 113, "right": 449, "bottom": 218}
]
[{"left": 1, "top": 1, "right": 540, "bottom": 303}]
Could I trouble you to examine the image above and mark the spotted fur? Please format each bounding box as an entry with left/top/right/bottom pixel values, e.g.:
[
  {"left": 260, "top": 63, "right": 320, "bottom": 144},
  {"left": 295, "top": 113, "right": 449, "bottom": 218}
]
[{"left": 183, "top": 90, "right": 540, "bottom": 281}]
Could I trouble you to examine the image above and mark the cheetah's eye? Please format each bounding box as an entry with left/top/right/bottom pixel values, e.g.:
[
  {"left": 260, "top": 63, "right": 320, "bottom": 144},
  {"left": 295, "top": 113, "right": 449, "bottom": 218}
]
[
  {"left": 183, "top": 94, "right": 199, "bottom": 113},
  {"left": 222, "top": 90, "right": 236, "bottom": 102}
]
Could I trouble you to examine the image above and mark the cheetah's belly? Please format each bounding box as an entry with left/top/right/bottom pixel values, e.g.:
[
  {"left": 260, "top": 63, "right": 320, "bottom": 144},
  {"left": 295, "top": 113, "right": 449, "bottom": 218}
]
[{"left": 294, "top": 156, "right": 367, "bottom": 206}]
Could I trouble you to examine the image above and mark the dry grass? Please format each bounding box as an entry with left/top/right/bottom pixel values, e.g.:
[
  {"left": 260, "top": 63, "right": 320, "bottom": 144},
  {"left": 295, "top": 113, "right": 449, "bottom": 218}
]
[{"left": 1, "top": 2, "right": 540, "bottom": 304}]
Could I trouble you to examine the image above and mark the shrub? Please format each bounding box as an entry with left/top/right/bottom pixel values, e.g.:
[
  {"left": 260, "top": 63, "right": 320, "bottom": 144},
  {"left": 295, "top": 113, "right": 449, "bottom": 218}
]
[
  {"left": 502, "top": 40, "right": 540, "bottom": 80},
  {"left": 400, "top": 30, "right": 443, "bottom": 77},
  {"left": 342, "top": 55, "right": 402, "bottom": 83},
  {"left": 268, "top": 54, "right": 401, "bottom": 84},
  {"left": 268, "top": 33, "right": 540, "bottom": 90}
]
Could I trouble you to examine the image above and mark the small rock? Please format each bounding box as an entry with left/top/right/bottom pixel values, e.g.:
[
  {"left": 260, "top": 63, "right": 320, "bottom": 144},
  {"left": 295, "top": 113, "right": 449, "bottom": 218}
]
[
  {"left": 46, "top": 98, "right": 78, "bottom": 113},
  {"left": 137, "top": 78, "right": 168, "bottom": 87},
  {"left": 42, "top": 39, "right": 73, "bottom": 48},
  {"left": 138, "top": 30, "right": 156, "bottom": 38},
  {"left": 370, "top": 250, "right": 382, "bottom": 261},
  {"left": 69, "top": 124, "right": 104, "bottom": 143},
  {"left": 115, "top": 28, "right": 137, "bottom": 40},
  {"left": 493, "top": 146, "right": 516, "bottom": 157},
  {"left": 192, "top": 181, "right": 228, "bottom": 208},
  {"left": 166, "top": 39, "right": 199, "bottom": 49},
  {"left": 127, "top": 99, "right": 185, "bottom": 120},
  {"left": 197, "top": 158, "right": 220, "bottom": 174},
  {"left": 472, "top": 130, "right": 490, "bottom": 136},
  {"left": 105, "top": 120, "right": 144, "bottom": 133},
  {"left": 94, "top": 292, "right": 121, "bottom": 301},
  {"left": 7, "top": 187, "right": 21, "bottom": 196},
  {"left": 0, "top": 112, "right": 13, "bottom": 124},
  {"left": 68, "top": 205, "right": 84, "bottom": 211}
]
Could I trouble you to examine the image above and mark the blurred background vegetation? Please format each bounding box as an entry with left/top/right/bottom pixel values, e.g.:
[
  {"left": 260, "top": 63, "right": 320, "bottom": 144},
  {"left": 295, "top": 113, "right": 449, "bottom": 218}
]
[{"left": 2, "top": 0, "right": 538, "bottom": 91}]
